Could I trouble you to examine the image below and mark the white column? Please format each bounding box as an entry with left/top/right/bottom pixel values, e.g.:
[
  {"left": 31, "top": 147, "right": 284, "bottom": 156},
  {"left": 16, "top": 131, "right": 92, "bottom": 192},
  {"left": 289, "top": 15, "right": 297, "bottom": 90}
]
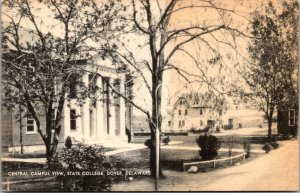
[
  {"left": 119, "top": 78, "right": 126, "bottom": 136},
  {"left": 82, "top": 73, "right": 90, "bottom": 141},
  {"left": 96, "top": 76, "right": 103, "bottom": 138},
  {"left": 109, "top": 78, "right": 116, "bottom": 137}
]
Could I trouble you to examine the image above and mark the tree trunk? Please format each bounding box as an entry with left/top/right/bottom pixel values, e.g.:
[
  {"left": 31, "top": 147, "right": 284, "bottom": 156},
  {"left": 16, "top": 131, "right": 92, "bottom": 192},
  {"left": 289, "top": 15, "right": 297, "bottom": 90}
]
[
  {"left": 267, "top": 119, "right": 272, "bottom": 140},
  {"left": 149, "top": 73, "right": 163, "bottom": 178}
]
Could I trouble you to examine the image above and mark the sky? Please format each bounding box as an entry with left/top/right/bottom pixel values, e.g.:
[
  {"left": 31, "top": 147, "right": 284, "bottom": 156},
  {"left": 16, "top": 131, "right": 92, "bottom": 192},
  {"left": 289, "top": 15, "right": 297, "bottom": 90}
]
[{"left": 2, "top": 0, "right": 297, "bottom": 117}]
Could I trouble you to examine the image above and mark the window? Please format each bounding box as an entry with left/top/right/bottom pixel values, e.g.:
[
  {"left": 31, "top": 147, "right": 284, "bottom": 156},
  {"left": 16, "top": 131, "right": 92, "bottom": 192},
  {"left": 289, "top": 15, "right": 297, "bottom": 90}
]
[
  {"left": 70, "top": 109, "right": 77, "bottom": 131},
  {"left": 200, "top": 109, "right": 203, "bottom": 115},
  {"left": 179, "top": 110, "right": 181, "bottom": 115},
  {"left": 26, "top": 113, "right": 36, "bottom": 134},
  {"left": 179, "top": 120, "right": 181, "bottom": 127},
  {"left": 69, "top": 74, "right": 80, "bottom": 98},
  {"left": 182, "top": 120, "right": 185, "bottom": 126},
  {"left": 219, "top": 109, "right": 222, "bottom": 116},
  {"left": 168, "top": 121, "right": 172, "bottom": 126},
  {"left": 200, "top": 120, "right": 203, "bottom": 126},
  {"left": 185, "top": 110, "right": 188, "bottom": 115},
  {"left": 289, "top": 109, "right": 296, "bottom": 126},
  {"left": 88, "top": 74, "right": 97, "bottom": 95}
]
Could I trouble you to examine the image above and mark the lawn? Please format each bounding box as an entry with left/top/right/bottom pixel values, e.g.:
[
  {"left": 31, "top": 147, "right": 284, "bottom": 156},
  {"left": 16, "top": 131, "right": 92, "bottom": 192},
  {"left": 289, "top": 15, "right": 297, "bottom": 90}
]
[
  {"left": 111, "top": 148, "right": 252, "bottom": 172},
  {"left": 133, "top": 135, "right": 264, "bottom": 149},
  {"left": 2, "top": 147, "right": 261, "bottom": 191}
]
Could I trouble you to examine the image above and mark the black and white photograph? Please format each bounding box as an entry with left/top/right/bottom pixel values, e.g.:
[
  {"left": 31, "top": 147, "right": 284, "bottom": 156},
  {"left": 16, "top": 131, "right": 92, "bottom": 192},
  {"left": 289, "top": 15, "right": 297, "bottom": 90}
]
[{"left": 1, "top": 0, "right": 299, "bottom": 191}]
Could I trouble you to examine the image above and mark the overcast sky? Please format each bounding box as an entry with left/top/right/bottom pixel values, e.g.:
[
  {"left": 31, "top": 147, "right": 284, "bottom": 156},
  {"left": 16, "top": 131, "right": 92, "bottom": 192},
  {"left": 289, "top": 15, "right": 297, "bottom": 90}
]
[{"left": 2, "top": 0, "right": 288, "bottom": 117}]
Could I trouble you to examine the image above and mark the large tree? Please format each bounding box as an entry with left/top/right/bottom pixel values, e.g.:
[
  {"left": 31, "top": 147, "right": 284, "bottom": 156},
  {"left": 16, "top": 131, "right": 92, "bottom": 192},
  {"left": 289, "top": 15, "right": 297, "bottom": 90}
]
[
  {"left": 244, "top": 1, "right": 298, "bottom": 140},
  {"left": 90, "top": 0, "right": 248, "bottom": 177},
  {"left": 2, "top": 0, "right": 121, "bottom": 159}
]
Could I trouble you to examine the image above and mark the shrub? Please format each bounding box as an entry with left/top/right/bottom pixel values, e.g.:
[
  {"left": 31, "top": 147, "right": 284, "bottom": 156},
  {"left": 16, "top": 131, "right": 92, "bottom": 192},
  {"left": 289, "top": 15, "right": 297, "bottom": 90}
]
[
  {"left": 196, "top": 134, "right": 221, "bottom": 160},
  {"left": 144, "top": 139, "right": 152, "bottom": 148},
  {"left": 262, "top": 143, "right": 272, "bottom": 153},
  {"left": 162, "top": 136, "right": 171, "bottom": 145},
  {"left": 65, "top": 136, "right": 72, "bottom": 149},
  {"left": 243, "top": 140, "right": 251, "bottom": 158},
  {"left": 48, "top": 143, "right": 118, "bottom": 191},
  {"left": 270, "top": 141, "right": 279, "bottom": 149},
  {"left": 189, "top": 127, "right": 197, "bottom": 133}
]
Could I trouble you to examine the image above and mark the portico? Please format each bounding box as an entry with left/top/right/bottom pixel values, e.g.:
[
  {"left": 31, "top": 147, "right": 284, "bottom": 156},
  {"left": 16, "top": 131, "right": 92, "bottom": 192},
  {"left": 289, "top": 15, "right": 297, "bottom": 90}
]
[{"left": 63, "top": 54, "right": 128, "bottom": 145}]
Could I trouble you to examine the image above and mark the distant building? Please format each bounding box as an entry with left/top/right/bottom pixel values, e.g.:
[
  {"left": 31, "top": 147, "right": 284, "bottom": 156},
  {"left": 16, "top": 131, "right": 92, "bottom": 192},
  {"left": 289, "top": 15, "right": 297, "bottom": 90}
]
[{"left": 167, "top": 92, "right": 227, "bottom": 132}]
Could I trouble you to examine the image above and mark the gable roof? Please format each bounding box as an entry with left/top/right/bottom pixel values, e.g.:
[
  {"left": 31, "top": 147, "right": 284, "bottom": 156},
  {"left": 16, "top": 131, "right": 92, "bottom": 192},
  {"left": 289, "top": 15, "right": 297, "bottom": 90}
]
[{"left": 174, "top": 92, "right": 227, "bottom": 109}]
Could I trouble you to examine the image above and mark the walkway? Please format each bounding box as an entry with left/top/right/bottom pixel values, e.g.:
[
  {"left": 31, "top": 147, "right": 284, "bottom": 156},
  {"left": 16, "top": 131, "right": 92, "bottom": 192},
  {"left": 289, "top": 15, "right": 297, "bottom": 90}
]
[
  {"left": 1, "top": 143, "right": 146, "bottom": 164},
  {"left": 112, "top": 140, "right": 299, "bottom": 191}
]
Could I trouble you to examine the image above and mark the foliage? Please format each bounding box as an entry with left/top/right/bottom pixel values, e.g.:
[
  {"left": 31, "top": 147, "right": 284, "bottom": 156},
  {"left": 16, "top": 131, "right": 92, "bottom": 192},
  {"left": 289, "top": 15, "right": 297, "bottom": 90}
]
[
  {"left": 262, "top": 143, "right": 272, "bottom": 153},
  {"left": 65, "top": 136, "right": 72, "bottom": 149},
  {"left": 270, "top": 141, "right": 279, "bottom": 149},
  {"left": 242, "top": 140, "right": 251, "bottom": 158},
  {"left": 243, "top": 1, "right": 299, "bottom": 139},
  {"left": 2, "top": 0, "right": 122, "bottom": 158},
  {"left": 162, "top": 136, "right": 171, "bottom": 145},
  {"left": 48, "top": 143, "right": 118, "bottom": 191},
  {"left": 144, "top": 139, "right": 152, "bottom": 148},
  {"left": 196, "top": 134, "right": 221, "bottom": 160}
]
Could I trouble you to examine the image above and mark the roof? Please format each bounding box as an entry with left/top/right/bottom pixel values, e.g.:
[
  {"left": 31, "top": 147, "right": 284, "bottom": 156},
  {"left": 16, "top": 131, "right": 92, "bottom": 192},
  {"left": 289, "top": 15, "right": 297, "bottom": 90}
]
[{"left": 174, "top": 92, "right": 227, "bottom": 109}]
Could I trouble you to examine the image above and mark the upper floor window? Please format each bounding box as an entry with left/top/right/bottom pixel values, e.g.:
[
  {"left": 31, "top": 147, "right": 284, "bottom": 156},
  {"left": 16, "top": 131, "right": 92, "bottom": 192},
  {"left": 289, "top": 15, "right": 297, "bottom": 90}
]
[
  {"left": 69, "top": 74, "right": 79, "bottom": 99},
  {"left": 200, "top": 109, "right": 203, "bottom": 115},
  {"left": 179, "top": 110, "right": 181, "bottom": 115},
  {"left": 168, "top": 121, "right": 172, "bottom": 126},
  {"left": 88, "top": 74, "right": 97, "bottom": 94},
  {"left": 289, "top": 109, "right": 296, "bottom": 126},
  {"left": 185, "top": 110, "right": 188, "bottom": 115},
  {"left": 26, "top": 113, "right": 36, "bottom": 134}
]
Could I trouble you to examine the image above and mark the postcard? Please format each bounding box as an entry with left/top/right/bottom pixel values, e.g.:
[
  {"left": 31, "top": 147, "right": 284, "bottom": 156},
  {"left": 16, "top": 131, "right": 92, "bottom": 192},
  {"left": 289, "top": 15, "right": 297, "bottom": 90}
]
[{"left": 1, "top": 0, "right": 298, "bottom": 191}]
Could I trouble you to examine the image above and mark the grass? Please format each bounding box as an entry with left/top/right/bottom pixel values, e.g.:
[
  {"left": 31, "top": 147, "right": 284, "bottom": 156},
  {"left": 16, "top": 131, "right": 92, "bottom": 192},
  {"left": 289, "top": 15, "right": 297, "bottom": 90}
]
[
  {"left": 133, "top": 135, "right": 264, "bottom": 150},
  {"left": 111, "top": 148, "right": 251, "bottom": 172},
  {"left": 2, "top": 147, "right": 261, "bottom": 191}
]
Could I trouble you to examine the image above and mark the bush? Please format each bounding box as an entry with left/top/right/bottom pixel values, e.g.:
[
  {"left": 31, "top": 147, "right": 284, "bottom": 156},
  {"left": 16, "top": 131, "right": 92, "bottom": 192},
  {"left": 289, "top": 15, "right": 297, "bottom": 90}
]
[
  {"left": 144, "top": 139, "right": 152, "bottom": 148},
  {"left": 65, "top": 136, "right": 72, "bottom": 149},
  {"left": 189, "top": 127, "right": 197, "bottom": 133},
  {"left": 48, "top": 143, "right": 118, "bottom": 191},
  {"left": 262, "top": 143, "right": 272, "bottom": 153},
  {"left": 196, "top": 134, "right": 221, "bottom": 160},
  {"left": 270, "top": 141, "right": 279, "bottom": 149},
  {"left": 243, "top": 140, "right": 251, "bottom": 158},
  {"left": 162, "top": 136, "right": 171, "bottom": 145}
]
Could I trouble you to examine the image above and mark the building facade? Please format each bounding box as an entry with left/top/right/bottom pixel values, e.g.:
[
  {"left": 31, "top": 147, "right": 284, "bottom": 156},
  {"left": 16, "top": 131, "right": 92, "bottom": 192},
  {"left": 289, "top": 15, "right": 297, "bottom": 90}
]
[
  {"left": 166, "top": 92, "right": 227, "bottom": 132},
  {"left": 2, "top": 54, "right": 132, "bottom": 153}
]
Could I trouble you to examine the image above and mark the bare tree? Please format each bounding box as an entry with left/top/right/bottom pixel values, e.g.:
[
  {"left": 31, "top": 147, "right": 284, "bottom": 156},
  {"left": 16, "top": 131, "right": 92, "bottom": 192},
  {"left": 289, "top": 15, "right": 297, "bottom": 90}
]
[{"left": 93, "top": 0, "right": 249, "bottom": 177}]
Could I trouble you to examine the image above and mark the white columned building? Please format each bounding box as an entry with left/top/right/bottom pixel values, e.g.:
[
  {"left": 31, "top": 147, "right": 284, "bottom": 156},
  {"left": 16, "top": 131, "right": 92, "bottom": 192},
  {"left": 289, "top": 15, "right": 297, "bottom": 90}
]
[{"left": 63, "top": 54, "right": 129, "bottom": 146}]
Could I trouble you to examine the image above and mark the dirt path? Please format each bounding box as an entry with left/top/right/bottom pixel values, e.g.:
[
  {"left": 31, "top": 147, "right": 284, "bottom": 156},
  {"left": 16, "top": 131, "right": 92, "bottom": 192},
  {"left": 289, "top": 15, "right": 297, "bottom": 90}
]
[{"left": 111, "top": 140, "right": 299, "bottom": 191}]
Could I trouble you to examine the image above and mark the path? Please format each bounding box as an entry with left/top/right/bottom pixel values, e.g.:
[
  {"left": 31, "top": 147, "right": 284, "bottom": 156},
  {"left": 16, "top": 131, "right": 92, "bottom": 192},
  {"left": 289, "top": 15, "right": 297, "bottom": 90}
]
[
  {"left": 161, "top": 145, "right": 265, "bottom": 153},
  {"left": 111, "top": 140, "right": 299, "bottom": 191}
]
